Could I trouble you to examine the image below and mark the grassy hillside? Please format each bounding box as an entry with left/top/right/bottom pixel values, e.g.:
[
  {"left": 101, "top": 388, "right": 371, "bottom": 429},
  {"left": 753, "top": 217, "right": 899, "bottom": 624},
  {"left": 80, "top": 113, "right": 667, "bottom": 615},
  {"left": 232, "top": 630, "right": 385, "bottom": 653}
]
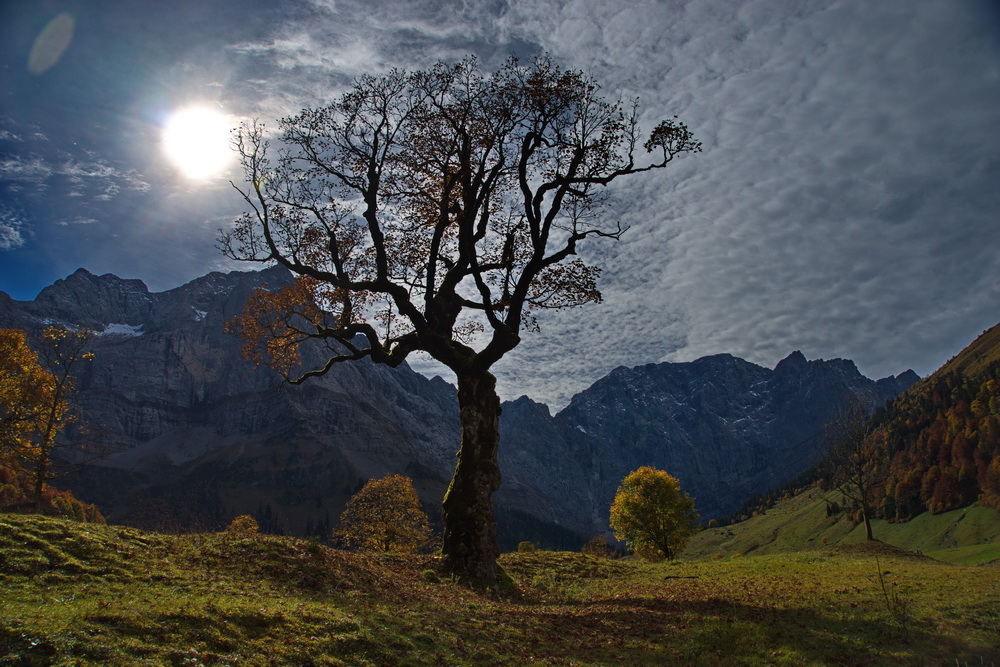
[
  {"left": 2, "top": 513, "right": 999, "bottom": 665},
  {"left": 935, "top": 321, "right": 1000, "bottom": 378},
  {"left": 684, "top": 488, "right": 1000, "bottom": 565}
]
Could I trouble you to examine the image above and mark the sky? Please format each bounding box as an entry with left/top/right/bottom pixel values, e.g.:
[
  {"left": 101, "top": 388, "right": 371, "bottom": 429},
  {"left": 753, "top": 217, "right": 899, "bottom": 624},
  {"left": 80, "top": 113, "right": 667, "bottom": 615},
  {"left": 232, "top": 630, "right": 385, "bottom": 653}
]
[{"left": 1, "top": 0, "right": 998, "bottom": 409}]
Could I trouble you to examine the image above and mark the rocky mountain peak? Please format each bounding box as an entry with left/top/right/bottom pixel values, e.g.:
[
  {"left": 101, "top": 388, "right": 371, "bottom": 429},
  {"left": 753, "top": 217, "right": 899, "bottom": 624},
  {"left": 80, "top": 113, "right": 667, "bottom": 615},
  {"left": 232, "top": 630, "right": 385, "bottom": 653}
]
[
  {"left": 774, "top": 350, "right": 808, "bottom": 373},
  {"left": 874, "top": 369, "right": 921, "bottom": 401},
  {"left": 533, "top": 349, "right": 915, "bottom": 522},
  {"left": 504, "top": 395, "right": 553, "bottom": 419},
  {"left": 31, "top": 268, "right": 152, "bottom": 328}
]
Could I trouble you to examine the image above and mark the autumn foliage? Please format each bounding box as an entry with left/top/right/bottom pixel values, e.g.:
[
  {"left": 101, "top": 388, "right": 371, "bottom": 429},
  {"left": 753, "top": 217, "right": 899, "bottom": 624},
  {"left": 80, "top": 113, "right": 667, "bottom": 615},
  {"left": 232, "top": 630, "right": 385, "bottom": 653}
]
[
  {"left": 335, "top": 474, "right": 434, "bottom": 554},
  {"left": 870, "top": 360, "right": 1000, "bottom": 519},
  {"left": 609, "top": 466, "right": 699, "bottom": 561},
  {"left": 225, "top": 514, "right": 261, "bottom": 536},
  {"left": 0, "top": 328, "right": 54, "bottom": 467},
  {"left": 0, "top": 462, "right": 104, "bottom": 522},
  {"left": 0, "top": 327, "right": 96, "bottom": 509}
]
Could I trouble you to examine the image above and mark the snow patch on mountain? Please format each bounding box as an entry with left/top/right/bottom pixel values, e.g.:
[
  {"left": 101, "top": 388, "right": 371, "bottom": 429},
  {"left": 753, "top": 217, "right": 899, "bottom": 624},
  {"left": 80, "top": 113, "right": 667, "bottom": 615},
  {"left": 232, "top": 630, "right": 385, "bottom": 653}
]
[{"left": 97, "top": 323, "right": 144, "bottom": 336}]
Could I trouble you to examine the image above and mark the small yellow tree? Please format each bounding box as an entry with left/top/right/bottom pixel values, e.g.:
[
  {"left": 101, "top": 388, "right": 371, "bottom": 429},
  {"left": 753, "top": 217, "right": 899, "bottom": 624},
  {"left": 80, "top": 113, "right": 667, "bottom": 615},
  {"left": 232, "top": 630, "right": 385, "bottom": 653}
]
[
  {"left": 225, "top": 514, "right": 260, "bottom": 536},
  {"left": 609, "top": 466, "right": 699, "bottom": 561},
  {"left": 336, "top": 474, "right": 433, "bottom": 554}
]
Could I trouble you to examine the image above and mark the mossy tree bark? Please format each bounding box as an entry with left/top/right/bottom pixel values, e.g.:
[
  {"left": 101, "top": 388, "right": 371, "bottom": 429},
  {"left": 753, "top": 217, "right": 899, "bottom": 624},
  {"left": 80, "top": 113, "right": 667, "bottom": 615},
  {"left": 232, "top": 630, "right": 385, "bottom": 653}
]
[{"left": 441, "top": 370, "right": 502, "bottom": 581}]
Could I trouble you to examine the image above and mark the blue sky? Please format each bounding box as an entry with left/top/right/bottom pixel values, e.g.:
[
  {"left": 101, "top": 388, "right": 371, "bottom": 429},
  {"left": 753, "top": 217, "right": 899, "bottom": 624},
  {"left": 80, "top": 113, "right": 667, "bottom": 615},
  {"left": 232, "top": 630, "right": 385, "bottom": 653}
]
[{"left": 1, "top": 0, "right": 999, "bottom": 407}]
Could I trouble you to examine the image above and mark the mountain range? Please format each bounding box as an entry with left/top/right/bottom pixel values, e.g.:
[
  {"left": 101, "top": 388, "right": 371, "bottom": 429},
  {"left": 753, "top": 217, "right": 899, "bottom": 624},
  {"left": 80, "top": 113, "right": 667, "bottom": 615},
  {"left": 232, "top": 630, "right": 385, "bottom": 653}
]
[{"left": 0, "top": 267, "right": 919, "bottom": 547}]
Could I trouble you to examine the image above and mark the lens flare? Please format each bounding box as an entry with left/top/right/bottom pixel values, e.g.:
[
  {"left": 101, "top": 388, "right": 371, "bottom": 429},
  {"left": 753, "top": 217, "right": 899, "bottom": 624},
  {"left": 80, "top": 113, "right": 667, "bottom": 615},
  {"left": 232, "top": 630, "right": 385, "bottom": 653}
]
[{"left": 28, "top": 13, "right": 75, "bottom": 75}]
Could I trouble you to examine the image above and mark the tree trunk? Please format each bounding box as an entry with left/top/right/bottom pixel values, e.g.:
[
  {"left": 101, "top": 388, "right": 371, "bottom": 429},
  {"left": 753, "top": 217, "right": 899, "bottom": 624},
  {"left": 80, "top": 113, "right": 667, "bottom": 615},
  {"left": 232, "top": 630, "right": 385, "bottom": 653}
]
[
  {"left": 32, "top": 456, "right": 47, "bottom": 511},
  {"left": 440, "top": 369, "right": 502, "bottom": 582},
  {"left": 861, "top": 502, "right": 874, "bottom": 541},
  {"left": 32, "top": 418, "right": 58, "bottom": 511}
]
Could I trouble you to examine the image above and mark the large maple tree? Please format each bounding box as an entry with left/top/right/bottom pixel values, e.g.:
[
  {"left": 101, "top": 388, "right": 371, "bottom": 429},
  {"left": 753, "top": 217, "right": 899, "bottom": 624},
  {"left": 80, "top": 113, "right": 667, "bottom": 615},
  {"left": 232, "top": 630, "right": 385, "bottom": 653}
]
[{"left": 223, "top": 56, "right": 700, "bottom": 581}]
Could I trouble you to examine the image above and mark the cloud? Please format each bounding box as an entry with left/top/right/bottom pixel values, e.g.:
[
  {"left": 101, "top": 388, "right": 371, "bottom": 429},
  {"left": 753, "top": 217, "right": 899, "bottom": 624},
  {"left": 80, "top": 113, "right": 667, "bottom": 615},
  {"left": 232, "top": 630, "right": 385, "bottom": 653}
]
[
  {"left": 0, "top": 156, "right": 53, "bottom": 185},
  {"left": 0, "top": 207, "right": 27, "bottom": 250},
  {"left": 471, "top": 0, "right": 1000, "bottom": 403},
  {"left": 56, "top": 217, "right": 98, "bottom": 226},
  {"left": 0, "top": 152, "right": 149, "bottom": 201},
  {"left": 214, "top": 0, "right": 1000, "bottom": 407},
  {"left": 60, "top": 159, "right": 150, "bottom": 197},
  {"left": 0, "top": 117, "right": 150, "bottom": 198},
  {"left": 227, "top": 0, "right": 535, "bottom": 117},
  {"left": 3, "top": 0, "right": 994, "bottom": 409}
]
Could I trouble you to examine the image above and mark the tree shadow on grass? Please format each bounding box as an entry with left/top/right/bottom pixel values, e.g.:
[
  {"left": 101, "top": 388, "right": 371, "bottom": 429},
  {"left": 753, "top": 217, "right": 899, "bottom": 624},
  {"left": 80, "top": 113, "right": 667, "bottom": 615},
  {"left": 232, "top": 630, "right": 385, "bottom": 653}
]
[{"left": 496, "top": 595, "right": 964, "bottom": 666}]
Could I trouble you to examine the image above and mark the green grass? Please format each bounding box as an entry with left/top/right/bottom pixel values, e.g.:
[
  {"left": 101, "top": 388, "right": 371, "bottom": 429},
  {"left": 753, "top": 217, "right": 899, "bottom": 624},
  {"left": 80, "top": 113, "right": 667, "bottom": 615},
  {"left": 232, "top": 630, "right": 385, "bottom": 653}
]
[
  {"left": 934, "top": 321, "right": 1000, "bottom": 378},
  {"left": 929, "top": 543, "right": 1000, "bottom": 566},
  {"left": 683, "top": 488, "right": 1000, "bottom": 560},
  {"left": 1, "top": 513, "right": 999, "bottom": 665}
]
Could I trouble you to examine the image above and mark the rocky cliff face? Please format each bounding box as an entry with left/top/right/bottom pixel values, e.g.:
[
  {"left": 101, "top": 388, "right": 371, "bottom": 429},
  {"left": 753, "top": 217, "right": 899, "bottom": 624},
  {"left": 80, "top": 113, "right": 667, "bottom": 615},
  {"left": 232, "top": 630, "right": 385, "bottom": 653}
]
[
  {"left": 0, "top": 268, "right": 918, "bottom": 544},
  {"left": 1, "top": 267, "right": 462, "bottom": 537},
  {"left": 519, "top": 353, "right": 919, "bottom": 524}
]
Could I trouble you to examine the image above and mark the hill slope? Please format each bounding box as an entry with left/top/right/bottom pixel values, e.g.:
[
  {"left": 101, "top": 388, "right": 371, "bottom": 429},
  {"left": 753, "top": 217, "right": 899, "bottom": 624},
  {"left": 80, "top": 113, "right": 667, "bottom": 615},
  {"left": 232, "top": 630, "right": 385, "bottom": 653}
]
[
  {"left": 935, "top": 322, "right": 1000, "bottom": 378},
  {"left": 864, "top": 322, "right": 1000, "bottom": 519},
  {"left": 683, "top": 488, "right": 1000, "bottom": 565}
]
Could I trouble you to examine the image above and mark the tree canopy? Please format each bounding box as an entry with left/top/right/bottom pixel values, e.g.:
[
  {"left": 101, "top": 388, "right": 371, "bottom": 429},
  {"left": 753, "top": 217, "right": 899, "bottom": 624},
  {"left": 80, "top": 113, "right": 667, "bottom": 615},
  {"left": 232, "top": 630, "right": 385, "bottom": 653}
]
[
  {"left": 223, "top": 56, "right": 700, "bottom": 580},
  {"left": 0, "top": 326, "right": 96, "bottom": 510},
  {"left": 609, "top": 466, "right": 699, "bottom": 561},
  {"left": 0, "top": 329, "right": 53, "bottom": 466},
  {"left": 224, "top": 56, "right": 699, "bottom": 375},
  {"left": 335, "top": 474, "right": 433, "bottom": 554}
]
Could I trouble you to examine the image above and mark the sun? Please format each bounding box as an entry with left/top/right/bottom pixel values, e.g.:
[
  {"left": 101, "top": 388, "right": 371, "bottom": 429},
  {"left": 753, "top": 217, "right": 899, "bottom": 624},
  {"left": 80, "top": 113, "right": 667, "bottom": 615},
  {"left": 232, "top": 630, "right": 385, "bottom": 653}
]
[{"left": 162, "top": 106, "right": 234, "bottom": 180}]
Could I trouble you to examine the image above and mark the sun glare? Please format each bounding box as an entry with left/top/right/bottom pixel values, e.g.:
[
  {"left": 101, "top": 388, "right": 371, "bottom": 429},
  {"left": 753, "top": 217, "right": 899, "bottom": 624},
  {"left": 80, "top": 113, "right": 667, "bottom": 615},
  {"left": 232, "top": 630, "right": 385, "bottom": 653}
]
[{"left": 162, "top": 106, "right": 234, "bottom": 180}]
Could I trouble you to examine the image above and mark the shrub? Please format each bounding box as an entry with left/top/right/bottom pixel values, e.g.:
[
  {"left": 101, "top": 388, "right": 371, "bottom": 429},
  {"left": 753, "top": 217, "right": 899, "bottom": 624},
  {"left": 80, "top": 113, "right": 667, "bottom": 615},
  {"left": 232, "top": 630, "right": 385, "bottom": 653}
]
[
  {"left": 581, "top": 534, "right": 613, "bottom": 559},
  {"left": 225, "top": 514, "right": 260, "bottom": 536},
  {"left": 335, "top": 474, "right": 433, "bottom": 554},
  {"left": 634, "top": 544, "right": 666, "bottom": 562},
  {"left": 517, "top": 541, "right": 537, "bottom": 553}
]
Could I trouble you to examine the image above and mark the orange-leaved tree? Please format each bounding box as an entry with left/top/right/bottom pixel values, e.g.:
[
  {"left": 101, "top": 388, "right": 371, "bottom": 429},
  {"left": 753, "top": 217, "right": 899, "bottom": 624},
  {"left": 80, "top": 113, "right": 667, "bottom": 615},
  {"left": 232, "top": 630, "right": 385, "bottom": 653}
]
[
  {"left": 223, "top": 56, "right": 700, "bottom": 581},
  {"left": 0, "top": 326, "right": 96, "bottom": 510},
  {"left": 30, "top": 327, "right": 95, "bottom": 509},
  {"left": 335, "top": 474, "right": 433, "bottom": 554},
  {"left": 0, "top": 328, "right": 53, "bottom": 471},
  {"left": 609, "top": 466, "right": 699, "bottom": 561}
]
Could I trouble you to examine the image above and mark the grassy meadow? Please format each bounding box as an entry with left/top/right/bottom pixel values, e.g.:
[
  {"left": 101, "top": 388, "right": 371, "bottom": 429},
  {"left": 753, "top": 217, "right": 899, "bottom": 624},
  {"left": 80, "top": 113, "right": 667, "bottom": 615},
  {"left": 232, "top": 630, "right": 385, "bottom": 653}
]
[
  {"left": 683, "top": 488, "right": 1000, "bottom": 565},
  {"left": 2, "top": 513, "right": 999, "bottom": 665}
]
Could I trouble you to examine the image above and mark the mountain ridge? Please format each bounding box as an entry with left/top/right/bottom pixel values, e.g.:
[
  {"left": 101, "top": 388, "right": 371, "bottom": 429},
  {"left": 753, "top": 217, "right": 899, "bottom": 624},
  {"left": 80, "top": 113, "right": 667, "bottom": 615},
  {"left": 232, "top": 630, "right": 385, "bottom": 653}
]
[{"left": 0, "top": 267, "right": 918, "bottom": 545}]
